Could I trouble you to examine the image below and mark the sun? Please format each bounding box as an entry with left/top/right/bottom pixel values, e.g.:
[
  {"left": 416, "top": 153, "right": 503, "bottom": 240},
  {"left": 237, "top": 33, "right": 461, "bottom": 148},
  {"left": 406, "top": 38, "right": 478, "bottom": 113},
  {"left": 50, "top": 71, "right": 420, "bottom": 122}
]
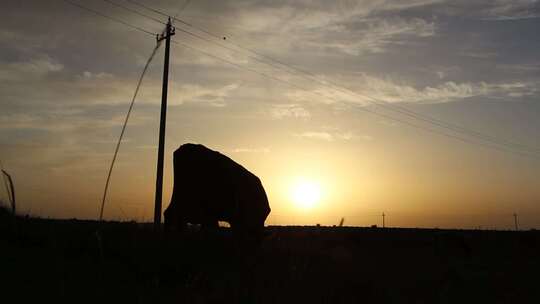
[{"left": 291, "top": 179, "right": 321, "bottom": 210}]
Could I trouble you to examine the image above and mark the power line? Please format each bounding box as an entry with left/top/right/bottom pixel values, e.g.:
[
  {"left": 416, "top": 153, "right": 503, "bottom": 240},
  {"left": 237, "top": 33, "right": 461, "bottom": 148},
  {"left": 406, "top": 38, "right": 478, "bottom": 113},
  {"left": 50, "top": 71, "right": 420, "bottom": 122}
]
[
  {"left": 175, "top": 23, "right": 540, "bottom": 155},
  {"left": 59, "top": 1, "right": 540, "bottom": 231},
  {"left": 99, "top": 43, "right": 162, "bottom": 221},
  {"left": 127, "top": 0, "right": 232, "bottom": 39},
  {"left": 169, "top": 39, "right": 540, "bottom": 159},
  {"left": 172, "top": 0, "right": 192, "bottom": 19},
  {"left": 126, "top": 0, "right": 168, "bottom": 18},
  {"left": 61, "top": 0, "right": 341, "bottom": 117},
  {"left": 172, "top": 20, "right": 540, "bottom": 154},
  {"left": 60, "top": 1, "right": 167, "bottom": 221},
  {"left": 166, "top": 35, "right": 539, "bottom": 158},
  {"left": 58, "top": 1, "right": 540, "bottom": 159},
  {"left": 101, "top": 0, "right": 166, "bottom": 25},
  {"left": 123, "top": 0, "right": 540, "bottom": 155},
  {"left": 61, "top": 0, "right": 156, "bottom": 36}
]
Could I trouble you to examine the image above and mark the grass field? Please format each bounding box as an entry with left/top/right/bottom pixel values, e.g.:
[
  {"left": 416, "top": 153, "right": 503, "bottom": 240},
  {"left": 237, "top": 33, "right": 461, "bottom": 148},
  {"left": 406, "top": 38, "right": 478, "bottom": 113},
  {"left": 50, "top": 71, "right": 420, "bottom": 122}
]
[{"left": 1, "top": 208, "right": 539, "bottom": 303}]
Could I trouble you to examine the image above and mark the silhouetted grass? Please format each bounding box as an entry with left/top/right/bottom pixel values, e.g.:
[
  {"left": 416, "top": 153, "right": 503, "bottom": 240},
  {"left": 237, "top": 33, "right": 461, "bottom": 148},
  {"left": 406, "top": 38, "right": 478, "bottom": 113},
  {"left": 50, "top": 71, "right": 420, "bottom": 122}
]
[{"left": 1, "top": 210, "right": 539, "bottom": 303}]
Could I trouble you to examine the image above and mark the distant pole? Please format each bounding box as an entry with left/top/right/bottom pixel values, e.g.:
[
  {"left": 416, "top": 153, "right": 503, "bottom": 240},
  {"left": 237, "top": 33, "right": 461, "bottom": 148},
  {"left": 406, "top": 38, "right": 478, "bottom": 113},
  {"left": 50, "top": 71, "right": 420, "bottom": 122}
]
[
  {"left": 382, "top": 212, "right": 385, "bottom": 228},
  {"left": 513, "top": 213, "right": 519, "bottom": 231},
  {"left": 154, "top": 18, "right": 175, "bottom": 231}
]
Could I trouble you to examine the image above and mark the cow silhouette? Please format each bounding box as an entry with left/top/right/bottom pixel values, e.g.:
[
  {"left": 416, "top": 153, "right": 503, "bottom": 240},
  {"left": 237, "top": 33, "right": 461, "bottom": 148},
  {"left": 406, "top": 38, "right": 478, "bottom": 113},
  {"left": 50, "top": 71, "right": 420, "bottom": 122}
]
[{"left": 164, "top": 143, "right": 271, "bottom": 239}]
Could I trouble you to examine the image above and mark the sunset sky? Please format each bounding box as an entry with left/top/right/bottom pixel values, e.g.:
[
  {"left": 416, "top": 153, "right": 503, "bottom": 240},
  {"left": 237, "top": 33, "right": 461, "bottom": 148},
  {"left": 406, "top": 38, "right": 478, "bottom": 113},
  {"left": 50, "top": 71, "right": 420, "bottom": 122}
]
[{"left": 1, "top": 0, "right": 539, "bottom": 229}]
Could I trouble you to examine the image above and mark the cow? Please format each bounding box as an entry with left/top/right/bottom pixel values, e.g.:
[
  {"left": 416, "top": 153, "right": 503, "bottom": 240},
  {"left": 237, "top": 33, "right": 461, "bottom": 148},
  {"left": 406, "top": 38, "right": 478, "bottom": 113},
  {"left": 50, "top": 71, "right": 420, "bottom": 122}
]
[{"left": 164, "top": 143, "right": 271, "bottom": 241}]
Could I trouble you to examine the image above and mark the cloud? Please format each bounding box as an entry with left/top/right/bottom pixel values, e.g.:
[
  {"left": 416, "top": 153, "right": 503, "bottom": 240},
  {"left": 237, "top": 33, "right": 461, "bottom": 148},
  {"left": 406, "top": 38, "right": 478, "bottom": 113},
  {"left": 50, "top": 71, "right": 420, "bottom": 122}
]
[
  {"left": 295, "top": 130, "right": 358, "bottom": 141},
  {"left": 430, "top": 0, "right": 540, "bottom": 21},
  {"left": 359, "top": 134, "right": 374, "bottom": 141},
  {"left": 285, "top": 86, "right": 362, "bottom": 105},
  {"left": 318, "top": 17, "right": 436, "bottom": 56},
  {"left": 173, "top": 83, "right": 240, "bottom": 107},
  {"left": 0, "top": 56, "right": 63, "bottom": 81},
  {"left": 481, "top": 0, "right": 540, "bottom": 20},
  {"left": 220, "top": 1, "right": 438, "bottom": 57},
  {"left": 364, "top": 79, "right": 480, "bottom": 103},
  {"left": 496, "top": 63, "right": 540, "bottom": 73},
  {"left": 80, "top": 71, "right": 114, "bottom": 80},
  {"left": 460, "top": 51, "right": 498, "bottom": 59},
  {"left": 338, "top": 132, "right": 355, "bottom": 140},
  {"left": 0, "top": 54, "right": 149, "bottom": 108},
  {"left": 286, "top": 74, "right": 538, "bottom": 105},
  {"left": 270, "top": 104, "right": 311, "bottom": 119},
  {"left": 296, "top": 132, "right": 334, "bottom": 141},
  {"left": 432, "top": 66, "right": 461, "bottom": 80},
  {"left": 436, "top": 71, "right": 446, "bottom": 79},
  {"left": 378, "top": 0, "right": 445, "bottom": 11},
  {"left": 232, "top": 0, "right": 441, "bottom": 31},
  {"left": 378, "top": 120, "right": 398, "bottom": 127},
  {"left": 0, "top": 108, "right": 152, "bottom": 132},
  {"left": 230, "top": 147, "right": 271, "bottom": 153}
]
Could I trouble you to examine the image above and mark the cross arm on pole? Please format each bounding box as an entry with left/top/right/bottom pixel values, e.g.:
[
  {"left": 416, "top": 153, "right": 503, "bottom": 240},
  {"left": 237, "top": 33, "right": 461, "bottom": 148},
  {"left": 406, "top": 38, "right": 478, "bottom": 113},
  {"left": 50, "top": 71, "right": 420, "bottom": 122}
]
[{"left": 157, "top": 17, "right": 175, "bottom": 43}]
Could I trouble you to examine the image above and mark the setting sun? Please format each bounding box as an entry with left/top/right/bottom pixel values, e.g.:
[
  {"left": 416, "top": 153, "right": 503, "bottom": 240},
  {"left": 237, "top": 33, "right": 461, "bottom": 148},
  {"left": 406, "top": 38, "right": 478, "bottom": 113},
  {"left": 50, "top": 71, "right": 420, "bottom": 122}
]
[{"left": 291, "top": 179, "right": 322, "bottom": 210}]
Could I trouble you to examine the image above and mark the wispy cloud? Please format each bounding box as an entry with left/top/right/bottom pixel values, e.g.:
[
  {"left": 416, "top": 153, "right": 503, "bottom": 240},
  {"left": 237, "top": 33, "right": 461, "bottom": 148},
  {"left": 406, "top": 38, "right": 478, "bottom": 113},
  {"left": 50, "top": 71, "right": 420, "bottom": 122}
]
[
  {"left": 0, "top": 109, "right": 152, "bottom": 132},
  {"left": 296, "top": 131, "right": 334, "bottom": 141},
  {"left": 230, "top": 147, "right": 271, "bottom": 153},
  {"left": 287, "top": 74, "right": 538, "bottom": 105},
  {"left": 496, "top": 63, "right": 540, "bottom": 73},
  {"left": 317, "top": 17, "right": 436, "bottom": 56},
  {"left": 431, "top": 66, "right": 461, "bottom": 80},
  {"left": 295, "top": 130, "right": 359, "bottom": 142},
  {"left": 481, "top": 0, "right": 540, "bottom": 21},
  {"left": 270, "top": 104, "right": 310, "bottom": 119},
  {"left": 79, "top": 71, "right": 114, "bottom": 80},
  {"left": 460, "top": 51, "right": 498, "bottom": 59},
  {"left": 170, "top": 83, "right": 240, "bottom": 107},
  {"left": 432, "top": 0, "right": 540, "bottom": 21},
  {"left": 226, "top": 1, "right": 438, "bottom": 57},
  {"left": 378, "top": 0, "right": 445, "bottom": 11},
  {"left": 0, "top": 56, "right": 63, "bottom": 81}
]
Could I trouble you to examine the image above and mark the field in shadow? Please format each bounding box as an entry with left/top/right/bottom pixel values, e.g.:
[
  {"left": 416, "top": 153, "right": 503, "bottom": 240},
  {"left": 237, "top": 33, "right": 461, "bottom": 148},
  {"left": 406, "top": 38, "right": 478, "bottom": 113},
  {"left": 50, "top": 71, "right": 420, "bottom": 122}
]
[{"left": 1, "top": 209, "right": 539, "bottom": 303}]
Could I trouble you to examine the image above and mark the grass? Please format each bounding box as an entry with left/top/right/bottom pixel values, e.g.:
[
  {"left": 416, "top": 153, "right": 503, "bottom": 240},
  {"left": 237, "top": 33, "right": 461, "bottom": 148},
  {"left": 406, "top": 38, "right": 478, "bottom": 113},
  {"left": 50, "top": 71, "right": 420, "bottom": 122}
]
[{"left": 1, "top": 208, "right": 539, "bottom": 303}]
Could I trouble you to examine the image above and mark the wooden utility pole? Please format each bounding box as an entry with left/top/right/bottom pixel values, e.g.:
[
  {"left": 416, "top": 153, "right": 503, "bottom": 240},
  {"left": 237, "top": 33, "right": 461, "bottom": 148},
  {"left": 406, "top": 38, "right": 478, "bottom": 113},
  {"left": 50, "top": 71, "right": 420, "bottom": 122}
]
[
  {"left": 382, "top": 212, "right": 385, "bottom": 228},
  {"left": 154, "top": 18, "right": 175, "bottom": 231},
  {"left": 513, "top": 213, "right": 519, "bottom": 231}
]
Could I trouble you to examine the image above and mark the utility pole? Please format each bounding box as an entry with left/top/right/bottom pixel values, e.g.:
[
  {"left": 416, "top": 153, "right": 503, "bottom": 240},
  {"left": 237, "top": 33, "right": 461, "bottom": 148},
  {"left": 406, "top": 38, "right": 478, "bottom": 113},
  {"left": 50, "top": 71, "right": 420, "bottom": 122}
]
[
  {"left": 154, "top": 18, "right": 175, "bottom": 231},
  {"left": 382, "top": 212, "right": 385, "bottom": 228},
  {"left": 513, "top": 213, "right": 519, "bottom": 231}
]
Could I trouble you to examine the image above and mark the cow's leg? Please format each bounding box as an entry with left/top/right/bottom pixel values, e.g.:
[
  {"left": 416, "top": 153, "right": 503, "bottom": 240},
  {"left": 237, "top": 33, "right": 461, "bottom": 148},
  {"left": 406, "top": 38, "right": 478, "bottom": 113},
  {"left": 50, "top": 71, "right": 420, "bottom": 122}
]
[
  {"left": 231, "top": 218, "right": 265, "bottom": 248},
  {"left": 201, "top": 218, "right": 218, "bottom": 231},
  {"left": 164, "top": 209, "right": 186, "bottom": 234}
]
